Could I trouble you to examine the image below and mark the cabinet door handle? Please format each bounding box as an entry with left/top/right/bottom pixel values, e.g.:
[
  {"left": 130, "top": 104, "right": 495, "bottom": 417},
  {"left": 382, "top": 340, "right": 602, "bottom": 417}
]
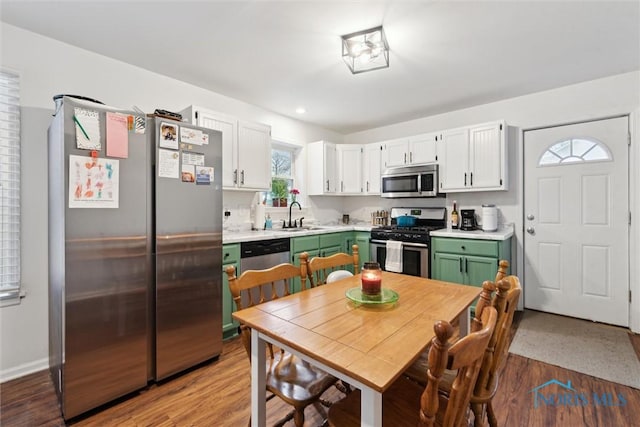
[
  {"left": 341, "top": 181, "right": 344, "bottom": 192},
  {"left": 459, "top": 258, "right": 463, "bottom": 273},
  {"left": 409, "top": 152, "right": 413, "bottom": 163},
  {"left": 367, "top": 181, "right": 370, "bottom": 192},
  {"left": 464, "top": 173, "right": 467, "bottom": 186},
  {"left": 240, "top": 170, "right": 245, "bottom": 185},
  {"left": 233, "top": 169, "right": 238, "bottom": 184},
  {"left": 224, "top": 252, "right": 229, "bottom": 259},
  {"left": 470, "top": 172, "right": 473, "bottom": 186},
  {"left": 404, "top": 153, "right": 407, "bottom": 164},
  {"left": 326, "top": 180, "right": 329, "bottom": 191},
  {"left": 465, "top": 258, "right": 468, "bottom": 273}
]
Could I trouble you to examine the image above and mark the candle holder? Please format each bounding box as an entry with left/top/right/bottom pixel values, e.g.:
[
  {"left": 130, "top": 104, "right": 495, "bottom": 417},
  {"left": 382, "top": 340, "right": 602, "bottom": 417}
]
[{"left": 361, "top": 262, "right": 382, "bottom": 296}]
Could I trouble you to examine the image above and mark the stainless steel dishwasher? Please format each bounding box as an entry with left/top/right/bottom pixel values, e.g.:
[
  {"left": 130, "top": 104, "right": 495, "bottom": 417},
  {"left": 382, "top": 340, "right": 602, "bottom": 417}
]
[
  {"left": 240, "top": 238, "right": 291, "bottom": 300},
  {"left": 240, "top": 238, "right": 291, "bottom": 271}
]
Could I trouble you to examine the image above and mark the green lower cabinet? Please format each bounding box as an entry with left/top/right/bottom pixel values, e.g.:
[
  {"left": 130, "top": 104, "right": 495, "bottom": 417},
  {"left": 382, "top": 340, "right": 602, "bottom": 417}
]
[
  {"left": 222, "top": 244, "right": 241, "bottom": 340},
  {"left": 320, "top": 233, "right": 343, "bottom": 257},
  {"left": 291, "top": 232, "right": 357, "bottom": 288},
  {"left": 431, "top": 236, "right": 511, "bottom": 314},
  {"left": 354, "top": 231, "right": 371, "bottom": 268},
  {"left": 291, "top": 235, "right": 321, "bottom": 293}
]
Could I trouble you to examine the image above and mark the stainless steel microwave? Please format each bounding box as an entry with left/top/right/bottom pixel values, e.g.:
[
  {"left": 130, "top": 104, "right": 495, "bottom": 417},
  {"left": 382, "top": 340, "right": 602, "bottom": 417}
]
[{"left": 381, "top": 164, "right": 440, "bottom": 198}]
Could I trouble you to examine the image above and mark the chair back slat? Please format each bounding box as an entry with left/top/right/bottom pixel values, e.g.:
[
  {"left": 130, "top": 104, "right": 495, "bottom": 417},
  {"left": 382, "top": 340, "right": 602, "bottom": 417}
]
[{"left": 305, "top": 245, "right": 360, "bottom": 287}]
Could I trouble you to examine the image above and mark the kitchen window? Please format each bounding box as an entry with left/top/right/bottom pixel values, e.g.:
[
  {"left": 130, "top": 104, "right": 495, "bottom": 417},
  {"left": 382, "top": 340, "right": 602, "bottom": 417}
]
[
  {"left": 0, "top": 70, "right": 21, "bottom": 306},
  {"left": 262, "top": 142, "right": 299, "bottom": 207}
]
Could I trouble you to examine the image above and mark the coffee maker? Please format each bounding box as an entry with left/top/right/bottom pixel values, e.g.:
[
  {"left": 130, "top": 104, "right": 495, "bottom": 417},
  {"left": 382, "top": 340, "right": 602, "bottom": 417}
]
[{"left": 460, "top": 209, "right": 477, "bottom": 231}]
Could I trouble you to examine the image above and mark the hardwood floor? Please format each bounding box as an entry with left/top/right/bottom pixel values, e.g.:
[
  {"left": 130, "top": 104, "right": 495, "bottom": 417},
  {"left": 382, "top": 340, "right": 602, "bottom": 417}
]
[{"left": 2, "top": 312, "right": 640, "bottom": 427}]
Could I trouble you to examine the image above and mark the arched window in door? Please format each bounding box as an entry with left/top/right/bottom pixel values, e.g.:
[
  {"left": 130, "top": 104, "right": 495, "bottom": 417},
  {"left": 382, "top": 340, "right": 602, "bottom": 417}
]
[{"left": 538, "top": 137, "right": 612, "bottom": 166}]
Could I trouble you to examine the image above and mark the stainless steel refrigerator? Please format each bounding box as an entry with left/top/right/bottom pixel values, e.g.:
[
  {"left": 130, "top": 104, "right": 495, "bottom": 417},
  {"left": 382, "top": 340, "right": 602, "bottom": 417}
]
[{"left": 48, "top": 96, "right": 222, "bottom": 419}]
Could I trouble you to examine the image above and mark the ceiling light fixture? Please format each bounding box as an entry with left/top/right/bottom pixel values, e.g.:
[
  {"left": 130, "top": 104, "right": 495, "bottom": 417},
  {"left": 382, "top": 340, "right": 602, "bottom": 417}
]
[
  {"left": 295, "top": 107, "right": 306, "bottom": 114},
  {"left": 341, "top": 26, "right": 389, "bottom": 74}
]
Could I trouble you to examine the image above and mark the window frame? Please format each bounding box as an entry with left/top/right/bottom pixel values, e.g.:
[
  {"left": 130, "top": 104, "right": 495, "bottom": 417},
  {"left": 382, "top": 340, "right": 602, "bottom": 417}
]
[
  {"left": 538, "top": 137, "right": 613, "bottom": 167},
  {"left": 264, "top": 141, "right": 300, "bottom": 208}
]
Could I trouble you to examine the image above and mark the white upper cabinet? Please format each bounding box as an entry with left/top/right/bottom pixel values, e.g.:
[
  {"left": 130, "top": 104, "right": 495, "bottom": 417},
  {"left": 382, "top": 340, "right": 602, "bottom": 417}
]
[
  {"left": 408, "top": 132, "right": 438, "bottom": 164},
  {"left": 468, "top": 122, "right": 505, "bottom": 190},
  {"left": 384, "top": 132, "right": 438, "bottom": 168},
  {"left": 384, "top": 138, "right": 410, "bottom": 168},
  {"left": 192, "top": 109, "right": 238, "bottom": 188},
  {"left": 337, "top": 144, "right": 363, "bottom": 194},
  {"left": 307, "top": 141, "right": 337, "bottom": 195},
  {"left": 363, "top": 143, "right": 383, "bottom": 194},
  {"left": 237, "top": 120, "right": 272, "bottom": 190},
  {"left": 181, "top": 106, "right": 271, "bottom": 190},
  {"left": 439, "top": 127, "right": 470, "bottom": 191},
  {"left": 439, "top": 121, "right": 507, "bottom": 192}
]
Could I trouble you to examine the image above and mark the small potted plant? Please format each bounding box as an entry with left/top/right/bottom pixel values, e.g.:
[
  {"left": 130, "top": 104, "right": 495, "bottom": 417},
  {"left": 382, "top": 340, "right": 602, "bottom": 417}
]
[{"left": 271, "top": 178, "right": 288, "bottom": 207}]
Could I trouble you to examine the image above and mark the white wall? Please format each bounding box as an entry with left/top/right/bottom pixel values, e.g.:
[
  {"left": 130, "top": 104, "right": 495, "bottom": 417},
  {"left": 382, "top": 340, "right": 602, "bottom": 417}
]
[
  {"left": 0, "top": 24, "right": 343, "bottom": 382},
  {"left": 344, "top": 71, "right": 640, "bottom": 331}
]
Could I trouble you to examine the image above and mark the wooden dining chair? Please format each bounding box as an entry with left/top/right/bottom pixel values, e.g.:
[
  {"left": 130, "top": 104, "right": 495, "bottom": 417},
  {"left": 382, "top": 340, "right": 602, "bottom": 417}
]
[
  {"left": 405, "top": 263, "right": 521, "bottom": 427},
  {"left": 225, "top": 263, "right": 338, "bottom": 427},
  {"left": 304, "top": 244, "right": 359, "bottom": 287},
  {"left": 326, "top": 305, "right": 498, "bottom": 427},
  {"left": 469, "top": 274, "right": 521, "bottom": 427},
  {"left": 404, "top": 259, "right": 511, "bottom": 382}
]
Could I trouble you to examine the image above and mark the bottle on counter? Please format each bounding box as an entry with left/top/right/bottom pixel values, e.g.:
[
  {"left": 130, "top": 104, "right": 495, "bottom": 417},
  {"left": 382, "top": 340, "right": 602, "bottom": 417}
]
[
  {"left": 265, "top": 214, "right": 272, "bottom": 229},
  {"left": 451, "top": 200, "right": 459, "bottom": 229}
]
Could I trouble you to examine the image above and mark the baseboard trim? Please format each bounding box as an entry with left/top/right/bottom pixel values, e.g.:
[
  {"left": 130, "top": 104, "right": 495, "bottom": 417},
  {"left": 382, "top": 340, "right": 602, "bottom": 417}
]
[{"left": 1, "top": 357, "right": 49, "bottom": 383}]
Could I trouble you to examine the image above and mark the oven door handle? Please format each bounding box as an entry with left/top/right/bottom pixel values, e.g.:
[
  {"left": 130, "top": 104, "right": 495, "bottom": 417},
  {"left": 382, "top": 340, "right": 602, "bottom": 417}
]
[{"left": 370, "top": 239, "right": 428, "bottom": 249}]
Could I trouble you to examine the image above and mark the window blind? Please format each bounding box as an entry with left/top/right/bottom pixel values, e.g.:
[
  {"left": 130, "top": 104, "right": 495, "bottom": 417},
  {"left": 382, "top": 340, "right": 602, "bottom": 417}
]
[{"left": 0, "top": 70, "right": 21, "bottom": 306}]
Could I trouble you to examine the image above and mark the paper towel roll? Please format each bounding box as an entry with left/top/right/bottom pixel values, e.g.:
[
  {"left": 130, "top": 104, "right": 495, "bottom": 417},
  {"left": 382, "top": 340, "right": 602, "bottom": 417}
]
[{"left": 254, "top": 204, "right": 266, "bottom": 230}]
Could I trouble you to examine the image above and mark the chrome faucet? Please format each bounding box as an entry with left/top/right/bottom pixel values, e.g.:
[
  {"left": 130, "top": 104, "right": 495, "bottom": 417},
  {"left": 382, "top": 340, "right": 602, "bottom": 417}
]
[{"left": 287, "top": 201, "right": 302, "bottom": 228}]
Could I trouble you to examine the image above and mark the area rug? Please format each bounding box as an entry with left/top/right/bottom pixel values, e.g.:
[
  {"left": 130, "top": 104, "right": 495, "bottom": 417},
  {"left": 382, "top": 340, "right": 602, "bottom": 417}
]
[{"left": 509, "top": 310, "right": 640, "bottom": 389}]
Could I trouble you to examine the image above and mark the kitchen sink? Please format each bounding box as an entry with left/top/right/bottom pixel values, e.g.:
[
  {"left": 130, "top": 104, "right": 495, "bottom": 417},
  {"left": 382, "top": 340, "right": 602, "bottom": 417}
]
[{"left": 279, "top": 226, "right": 327, "bottom": 232}]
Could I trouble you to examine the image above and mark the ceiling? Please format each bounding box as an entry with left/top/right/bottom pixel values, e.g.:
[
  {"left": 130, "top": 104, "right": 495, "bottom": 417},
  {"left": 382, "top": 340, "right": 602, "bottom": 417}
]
[{"left": 1, "top": 1, "right": 639, "bottom": 134}]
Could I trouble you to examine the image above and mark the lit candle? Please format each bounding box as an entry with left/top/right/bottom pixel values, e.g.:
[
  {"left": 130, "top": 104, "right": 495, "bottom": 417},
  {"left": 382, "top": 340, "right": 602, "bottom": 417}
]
[{"left": 361, "top": 262, "right": 382, "bottom": 295}]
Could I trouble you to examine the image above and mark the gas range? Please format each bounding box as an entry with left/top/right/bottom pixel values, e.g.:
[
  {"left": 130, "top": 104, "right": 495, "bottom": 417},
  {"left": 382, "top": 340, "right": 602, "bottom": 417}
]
[
  {"left": 370, "top": 225, "right": 443, "bottom": 245},
  {"left": 370, "top": 207, "right": 447, "bottom": 246}
]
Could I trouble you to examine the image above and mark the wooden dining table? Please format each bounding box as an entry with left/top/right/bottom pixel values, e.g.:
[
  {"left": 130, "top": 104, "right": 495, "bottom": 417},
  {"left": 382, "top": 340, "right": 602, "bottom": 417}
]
[{"left": 232, "top": 271, "right": 481, "bottom": 427}]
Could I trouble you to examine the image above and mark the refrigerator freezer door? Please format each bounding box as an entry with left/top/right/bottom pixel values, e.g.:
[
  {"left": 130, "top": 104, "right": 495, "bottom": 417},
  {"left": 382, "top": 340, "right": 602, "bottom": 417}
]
[
  {"left": 152, "top": 117, "right": 223, "bottom": 380},
  {"left": 48, "top": 98, "right": 150, "bottom": 419}
]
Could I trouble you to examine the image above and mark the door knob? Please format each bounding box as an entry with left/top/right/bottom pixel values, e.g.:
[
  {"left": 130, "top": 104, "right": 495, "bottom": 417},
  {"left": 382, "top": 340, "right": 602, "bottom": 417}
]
[
  {"left": 526, "top": 227, "right": 535, "bottom": 235},
  {"left": 527, "top": 214, "right": 535, "bottom": 220}
]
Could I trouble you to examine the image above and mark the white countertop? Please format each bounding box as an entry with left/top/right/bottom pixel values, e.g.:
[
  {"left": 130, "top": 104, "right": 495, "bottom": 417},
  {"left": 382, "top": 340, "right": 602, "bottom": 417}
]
[
  {"left": 429, "top": 224, "right": 514, "bottom": 241},
  {"left": 223, "top": 225, "right": 373, "bottom": 244}
]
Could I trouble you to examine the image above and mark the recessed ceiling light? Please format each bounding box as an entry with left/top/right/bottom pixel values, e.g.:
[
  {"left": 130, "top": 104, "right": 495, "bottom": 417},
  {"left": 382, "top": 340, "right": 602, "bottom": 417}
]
[{"left": 295, "top": 107, "right": 306, "bottom": 114}]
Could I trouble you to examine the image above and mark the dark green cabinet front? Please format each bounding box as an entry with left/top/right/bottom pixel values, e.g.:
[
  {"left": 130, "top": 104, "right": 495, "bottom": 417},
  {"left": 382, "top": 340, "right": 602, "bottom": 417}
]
[
  {"left": 354, "top": 231, "right": 371, "bottom": 268},
  {"left": 431, "top": 236, "right": 511, "bottom": 313},
  {"left": 222, "top": 243, "right": 240, "bottom": 340}
]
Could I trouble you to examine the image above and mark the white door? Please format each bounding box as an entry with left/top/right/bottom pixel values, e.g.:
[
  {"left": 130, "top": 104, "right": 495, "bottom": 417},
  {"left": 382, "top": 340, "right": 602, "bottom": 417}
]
[{"left": 524, "top": 116, "right": 629, "bottom": 326}]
